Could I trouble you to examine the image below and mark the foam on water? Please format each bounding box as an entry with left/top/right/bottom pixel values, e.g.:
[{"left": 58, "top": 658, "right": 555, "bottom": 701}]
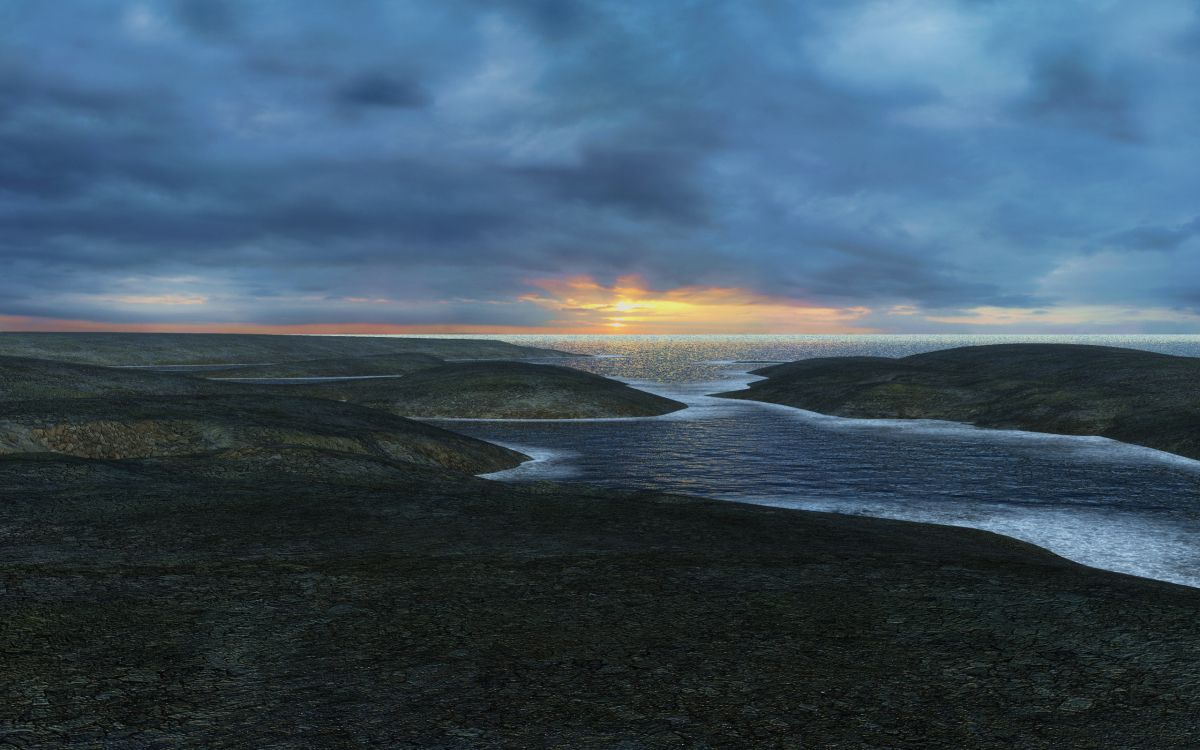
[
  {"left": 477, "top": 443, "right": 581, "bottom": 480},
  {"left": 742, "top": 494, "right": 1200, "bottom": 588},
  {"left": 757, "top": 401, "right": 1200, "bottom": 474}
]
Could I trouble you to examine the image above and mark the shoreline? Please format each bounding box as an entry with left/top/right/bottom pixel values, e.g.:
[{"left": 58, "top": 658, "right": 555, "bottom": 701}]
[
  {"left": 5, "top": 335, "right": 1200, "bottom": 744},
  {"left": 448, "top": 368, "right": 1200, "bottom": 589},
  {"left": 718, "top": 344, "right": 1200, "bottom": 462},
  {"left": 725, "top": 394, "right": 1200, "bottom": 471}
]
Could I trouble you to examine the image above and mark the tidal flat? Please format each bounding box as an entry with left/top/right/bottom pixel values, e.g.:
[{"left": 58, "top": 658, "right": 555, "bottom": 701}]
[{"left": 2, "top": 333, "right": 1200, "bottom": 748}]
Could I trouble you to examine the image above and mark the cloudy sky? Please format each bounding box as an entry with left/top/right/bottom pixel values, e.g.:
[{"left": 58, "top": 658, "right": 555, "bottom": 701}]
[{"left": 3, "top": 0, "right": 1200, "bottom": 334}]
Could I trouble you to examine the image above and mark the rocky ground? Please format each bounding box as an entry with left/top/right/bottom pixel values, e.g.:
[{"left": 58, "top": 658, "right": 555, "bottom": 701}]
[
  {"left": 2, "top": 336, "right": 1199, "bottom": 748},
  {"left": 0, "top": 332, "right": 572, "bottom": 366},
  {"left": 288, "top": 361, "right": 687, "bottom": 418},
  {"left": 720, "top": 343, "right": 1200, "bottom": 460},
  {"left": 188, "top": 353, "right": 447, "bottom": 379},
  {"left": 0, "top": 395, "right": 524, "bottom": 473},
  {"left": 0, "top": 356, "right": 262, "bottom": 401},
  {"left": 3, "top": 449, "right": 1200, "bottom": 749},
  {"left": 0, "top": 354, "right": 681, "bottom": 421}
]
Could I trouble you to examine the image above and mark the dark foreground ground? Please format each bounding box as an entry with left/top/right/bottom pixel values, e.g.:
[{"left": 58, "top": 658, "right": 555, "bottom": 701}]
[{"left": 3, "top": 449, "right": 1199, "bottom": 749}]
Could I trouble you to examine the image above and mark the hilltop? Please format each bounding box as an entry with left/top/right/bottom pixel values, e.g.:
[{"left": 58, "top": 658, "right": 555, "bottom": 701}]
[
  {"left": 0, "top": 332, "right": 573, "bottom": 366},
  {"left": 190, "top": 352, "right": 446, "bottom": 379},
  {"left": 720, "top": 343, "right": 1200, "bottom": 459},
  {"left": 288, "top": 361, "right": 687, "bottom": 418}
]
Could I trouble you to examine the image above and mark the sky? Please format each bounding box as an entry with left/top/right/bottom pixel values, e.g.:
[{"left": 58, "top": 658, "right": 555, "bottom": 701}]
[{"left": 3, "top": 0, "right": 1200, "bottom": 335}]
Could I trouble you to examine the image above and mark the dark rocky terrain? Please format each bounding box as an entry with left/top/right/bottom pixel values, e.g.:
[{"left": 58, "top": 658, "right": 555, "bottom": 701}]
[
  {"left": 3, "top": 336, "right": 1200, "bottom": 748},
  {"left": 0, "top": 356, "right": 260, "bottom": 401},
  {"left": 0, "top": 395, "right": 523, "bottom": 473},
  {"left": 0, "top": 332, "right": 572, "bottom": 366},
  {"left": 1, "top": 350, "right": 679, "bottom": 420},
  {"left": 721, "top": 343, "right": 1200, "bottom": 460},
  {"left": 4, "top": 450, "right": 1200, "bottom": 748},
  {"left": 193, "top": 353, "right": 446, "bottom": 379},
  {"left": 289, "top": 361, "right": 686, "bottom": 418}
]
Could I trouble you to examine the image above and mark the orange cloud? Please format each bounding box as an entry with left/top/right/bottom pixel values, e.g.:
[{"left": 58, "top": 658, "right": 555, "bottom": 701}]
[{"left": 519, "top": 275, "right": 875, "bottom": 334}]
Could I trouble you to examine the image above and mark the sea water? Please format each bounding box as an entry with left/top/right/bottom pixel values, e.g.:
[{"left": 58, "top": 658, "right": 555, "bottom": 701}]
[{"left": 407, "top": 334, "right": 1200, "bottom": 588}]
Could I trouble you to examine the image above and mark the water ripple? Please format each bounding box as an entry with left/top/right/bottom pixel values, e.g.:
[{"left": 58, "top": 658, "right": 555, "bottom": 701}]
[{"left": 418, "top": 334, "right": 1200, "bottom": 588}]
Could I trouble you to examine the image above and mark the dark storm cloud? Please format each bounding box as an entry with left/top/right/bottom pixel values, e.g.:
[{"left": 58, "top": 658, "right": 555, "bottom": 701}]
[
  {"left": 1014, "top": 50, "right": 1142, "bottom": 141},
  {"left": 174, "top": 0, "right": 238, "bottom": 39},
  {"left": 1106, "top": 218, "right": 1200, "bottom": 252},
  {"left": 516, "top": 144, "right": 709, "bottom": 221},
  {"left": 482, "top": 0, "right": 589, "bottom": 40},
  {"left": 1, "top": 0, "right": 1198, "bottom": 330},
  {"left": 335, "top": 72, "right": 429, "bottom": 109}
]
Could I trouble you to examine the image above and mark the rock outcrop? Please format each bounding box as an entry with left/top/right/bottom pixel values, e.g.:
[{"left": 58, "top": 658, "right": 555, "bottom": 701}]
[{"left": 0, "top": 395, "right": 526, "bottom": 474}]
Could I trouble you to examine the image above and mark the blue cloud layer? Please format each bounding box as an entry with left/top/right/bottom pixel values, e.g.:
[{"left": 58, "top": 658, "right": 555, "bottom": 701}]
[{"left": 2, "top": 0, "right": 1199, "bottom": 330}]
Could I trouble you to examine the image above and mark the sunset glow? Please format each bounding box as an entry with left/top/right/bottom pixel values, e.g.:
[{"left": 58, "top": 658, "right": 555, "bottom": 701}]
[{"left": 519, "top": 276, "right": 874, "bottom": 334}]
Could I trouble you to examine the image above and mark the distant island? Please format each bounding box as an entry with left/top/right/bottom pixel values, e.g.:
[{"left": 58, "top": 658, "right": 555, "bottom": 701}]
[{"left": 721, "top": 343, "right": 1200, "bottom": 461}]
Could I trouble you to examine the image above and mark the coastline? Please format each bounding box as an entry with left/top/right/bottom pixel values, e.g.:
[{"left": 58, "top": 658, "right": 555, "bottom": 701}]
[{"left": 5, "top": 335, "right": 1200, "bottom": 745}]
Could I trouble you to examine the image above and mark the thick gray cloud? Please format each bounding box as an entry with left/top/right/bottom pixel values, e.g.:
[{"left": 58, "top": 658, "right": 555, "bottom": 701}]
[
  {"left": 335, "top": 72, "right": 429, "bottom": 109},
  {"left": 1105, "top": 217, "right": 1200, "bottom": 252},
  {"left": 1, "top": 0, "right": 1199, "bottom": 331},
  {"left": 1015, "top": 50, "right": 1142, "bottom": 141}
]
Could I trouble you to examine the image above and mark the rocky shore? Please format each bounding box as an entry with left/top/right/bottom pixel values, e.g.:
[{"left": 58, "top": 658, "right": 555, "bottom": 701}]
[{"left": 720, "top": 343, "right": 1200, "bottom": 460}]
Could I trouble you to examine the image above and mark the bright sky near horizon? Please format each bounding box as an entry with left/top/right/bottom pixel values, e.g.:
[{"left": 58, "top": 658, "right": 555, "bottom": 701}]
[{"left": 3, "top": 1, "right": 1200, "bottom": 334}]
